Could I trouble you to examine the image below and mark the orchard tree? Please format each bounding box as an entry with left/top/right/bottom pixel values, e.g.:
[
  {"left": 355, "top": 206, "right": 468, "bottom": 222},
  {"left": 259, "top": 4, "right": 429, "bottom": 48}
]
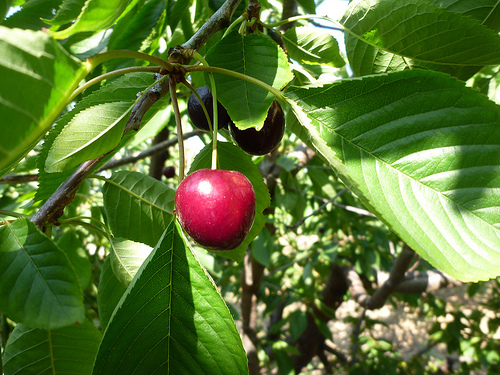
[{"left": 1, "top": 0, "right": 500, "bottom": 373}]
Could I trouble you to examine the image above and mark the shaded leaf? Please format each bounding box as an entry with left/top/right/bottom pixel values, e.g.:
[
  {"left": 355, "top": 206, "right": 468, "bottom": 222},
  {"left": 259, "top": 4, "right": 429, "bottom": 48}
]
[
  {"left": 0, "top": 26, "right": 87, "bottom": 178},
  {"left": 93, "top": 219, "right": 248, "bottom": 374},
  {"left": 0, "top": 218, "right": 84, "bottom": 329},
  {"left": 56, "top": 229, "right": 93, "bottom": 289},
  {"left": 102, "top": 170, "right": 175, "bottom": 247},
  {"left": 3, "top": 320, "right": 101, "bottom": 375},
  {"left": 286, "top": 69, "right": 500, "bottom": 282},
  {"left": 206, "top": 32, "right": 293, "bottom": 131},
  {"left": 97, "top": 256, "right": 127, "bottom": 331}
]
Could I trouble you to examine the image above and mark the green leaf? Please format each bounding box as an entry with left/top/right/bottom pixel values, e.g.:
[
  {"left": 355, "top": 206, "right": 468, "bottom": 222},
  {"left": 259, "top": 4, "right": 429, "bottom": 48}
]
[
  {"left": 205, "top": 32, "right": 293, "bottom": 131},
  {"left": 97, "top": 256, "right": 127, "bottom": 331},
  {"left": 56, "top": 229, "right": 93, "bottom": 289},
  {"left": 102, "top": 170, "right": 175, "bottom": 247},
  {"left": 341, "top": 0, "right": 500, "bottom": 77},
  {"left": 2, "top": 0, "right": 62, "bottom": 30},
  {"left": 45, "top": 101, "right": 132, "bottom": 172},
  {"left": 0, "top": 218, "right": 84, "bottom": 329},
  {"left": 0, "top": 26, "right": 87, "bottom": 178},
  {"left": 282, "top": 27, "right": 345, "bottom": 67},
  {"left": 286, "top": 70, "right": 500, "bottom": 282},
  {"left": 167, "top": 0, "right": 191, "bottom": 33},
  {"left": 43, "top": 0, "right": 87, "bottom": 27},
  {"left": 35, "top": 72, "right": 158, "bottom": 203},
  {"left": 3, "top": 320, "right": 102, "bottom": 375},
  {"left": 92, "top": 219, "right": 249, "bottom": 375},
  {"left": 110, "top": 237, "right": 152, "bottom": 286},
  {"left": 105, "top": 0, "right": 167, "bottom": 71},
  {"left": 188, "top": 142, "right": 271, "bottom": 262},
  {"left": 296, "top": 0, "right": 315, "bottom": 14},
  {"left": 49, "top": 0, "right": 135, "bottom": 39}
]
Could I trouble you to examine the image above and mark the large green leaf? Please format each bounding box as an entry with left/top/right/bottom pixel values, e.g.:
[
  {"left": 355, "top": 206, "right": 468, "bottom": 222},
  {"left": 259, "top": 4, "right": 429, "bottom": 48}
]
[
  {"left": 285, "top": 70, "right": 500, "bottom": 282},
  {"left": 3, "top": 320, "right": 102, "bottom": 375},
  {"left": 205, "top": 31, "right": 293, "bottom": 131},
  {"left": 188, "top": 142, "right": 271, "bottom": 262},
  {"left": 282, "top": 27, "right": 345, "bottom": 67},
  {"left": 35, "top": 72, "right": 160, "bottom": 203},
  {"left": 45, "top": 101, "right": 132, "bottom": 172},
  {"left": 102, "top": 170, "right": 175, "bottom": 247},
  {"left": 48, "top": 0, "right": 135, "bottom": 39},
  {"left": 0, "top": 218, "right": 84, "bottom": 328},
  {"left": 92, "top": 219, "right": 248, "bottom": 374},
  {"left": 341, "top": 0, "right": 500, "bottom": 77},
  {"left": 0, "top": 26, "right": 87, "bottom": 178}
]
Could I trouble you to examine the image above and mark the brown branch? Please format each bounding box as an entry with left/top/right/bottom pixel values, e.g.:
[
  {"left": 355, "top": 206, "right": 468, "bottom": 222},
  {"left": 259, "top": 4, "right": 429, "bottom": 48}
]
[
  {"left": 0, "top": 174, "right": 39, "bottom": 185},
  {"left": 181, "top": 0, "right": 242, "bottom": 52},
  {"left": 240, "top": 251, "right": 264, "bottom": 375},
  {"left": 148, "top": 125, "right": 170, "bottom": 180},
  {"left": 96, "top": 130, "right": 202, "bottom": 172},
  {"left": 347, "top": 244, "right": 416, "bottom": 310},
  {"left": 293, "top": 264, "right": 349, "bottom": 373}
]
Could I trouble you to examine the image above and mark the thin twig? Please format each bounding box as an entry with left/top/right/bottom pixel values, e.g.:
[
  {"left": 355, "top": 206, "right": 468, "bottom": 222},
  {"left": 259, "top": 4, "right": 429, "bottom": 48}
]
[
  {"left": 287, "top": 188, "right": 348, "bottom": 230},
  {"left": 97, "top": 130, "right": 202, "bottom": 171}
]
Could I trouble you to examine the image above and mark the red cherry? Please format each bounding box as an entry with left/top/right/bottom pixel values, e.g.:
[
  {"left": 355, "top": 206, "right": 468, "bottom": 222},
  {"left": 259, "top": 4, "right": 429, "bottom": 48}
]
[{"left": 175, "top": 169, "right": 256, "bottom": 250}]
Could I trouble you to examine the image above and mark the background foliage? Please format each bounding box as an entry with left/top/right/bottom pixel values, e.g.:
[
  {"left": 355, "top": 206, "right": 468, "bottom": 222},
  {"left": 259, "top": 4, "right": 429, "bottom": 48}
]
[{"left": 1, "top": 0, "right": 500, "bottom": 374}]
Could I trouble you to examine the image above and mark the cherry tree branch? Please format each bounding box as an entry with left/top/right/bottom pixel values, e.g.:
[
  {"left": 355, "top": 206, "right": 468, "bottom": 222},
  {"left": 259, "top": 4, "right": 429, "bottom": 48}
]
[
  {"left": 347, "top": 244, "right": 416, "bottom": 309},
  {"left": 181, "top": 0, "right": 242, "bottom": 51}
]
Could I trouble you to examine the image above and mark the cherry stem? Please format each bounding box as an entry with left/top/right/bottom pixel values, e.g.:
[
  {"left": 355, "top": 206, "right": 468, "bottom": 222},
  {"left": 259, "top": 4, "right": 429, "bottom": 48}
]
[
  {"left": 223, "top": 14, "right": 247, "bottom": 38},
  {"left": 169, "top": 78, "right": 185, "bottom": 183},
  {"left": 192, "top": 52, "right": 219, "bottom": 170},
  {"left": 87, "top": 50, "right": 174, "bottom": 72},
  {"left": 182, "top": 78, "right": 214, "bottom": 132},
  {"left": 261, "top": 14, "right": 340, "bottom": 29},
  {"left": 69, "top": 66, "right": 161, "bottom": 103},
  {"left": 185, "top": 64, "right": 287, "bottom": 103}
]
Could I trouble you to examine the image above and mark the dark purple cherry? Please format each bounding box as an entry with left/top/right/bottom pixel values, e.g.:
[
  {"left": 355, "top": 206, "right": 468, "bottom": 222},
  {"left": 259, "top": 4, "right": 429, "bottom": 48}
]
[
  {"left": 162, "top": 166, "right": 175, "bottom": 179},
  {"left": 187, "top": 86, "right": 230, "bottom": 131},
  {"left": 229, "top": 100, "right": 285, "bottom": 156},
  {"left": 175, "top": 169, "right": 256, "bottom": 251}
]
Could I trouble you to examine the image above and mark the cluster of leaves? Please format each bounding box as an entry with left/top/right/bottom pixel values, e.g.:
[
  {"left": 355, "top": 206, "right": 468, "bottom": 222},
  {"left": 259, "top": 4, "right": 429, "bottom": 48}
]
[{"left": 1, "top": 0, "right": 500, "bottom": 374}]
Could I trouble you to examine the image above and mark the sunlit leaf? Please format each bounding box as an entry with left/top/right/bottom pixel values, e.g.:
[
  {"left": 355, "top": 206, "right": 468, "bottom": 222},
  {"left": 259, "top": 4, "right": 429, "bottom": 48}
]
[
  {"left": 286, "top": 69, "right": 500, "bottom": 282},
  {"left": 341, "top": 0, "right": 500, "bottom": 77},
  {"left": 0, "top": 26, "right": 87, "bottom": 178},
  {"left": 109, "top": 237, "right": 152, "bottom": 286},
  {"left": 49, "top": 0, "right": 136, "bottom": 39},
  {"left": 283, "top": 27, "right": 345, "bottom": 67}
]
